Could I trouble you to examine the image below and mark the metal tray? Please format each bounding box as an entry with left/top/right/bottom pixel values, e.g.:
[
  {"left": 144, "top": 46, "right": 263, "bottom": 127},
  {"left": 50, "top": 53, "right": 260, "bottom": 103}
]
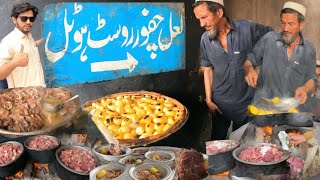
[
  {"left": 82, "top": 91, "right": 189, "bottom": 147},
  {"left": 232, "top": 143, "right": 290, "bottom": 166},
  {"left": 0, "top": 87, "right": 80, "bottom": 138}
]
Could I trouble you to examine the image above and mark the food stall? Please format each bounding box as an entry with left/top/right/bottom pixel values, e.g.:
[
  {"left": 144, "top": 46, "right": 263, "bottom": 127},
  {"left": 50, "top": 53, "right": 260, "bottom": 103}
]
[{"left": 0, "top": 88, "right": 212, "bottom": 180}]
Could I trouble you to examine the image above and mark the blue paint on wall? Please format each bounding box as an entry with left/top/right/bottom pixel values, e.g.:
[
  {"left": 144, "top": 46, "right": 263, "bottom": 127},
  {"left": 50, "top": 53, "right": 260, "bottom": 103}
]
[{"left": 42, "top": 2, "right": 185, "bottom": 87}]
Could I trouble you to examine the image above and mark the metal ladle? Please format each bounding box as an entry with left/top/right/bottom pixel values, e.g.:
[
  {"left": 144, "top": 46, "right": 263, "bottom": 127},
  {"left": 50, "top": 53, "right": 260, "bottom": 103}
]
[{"left": 41, "top": 94, "right": 79, "bottom": 112}]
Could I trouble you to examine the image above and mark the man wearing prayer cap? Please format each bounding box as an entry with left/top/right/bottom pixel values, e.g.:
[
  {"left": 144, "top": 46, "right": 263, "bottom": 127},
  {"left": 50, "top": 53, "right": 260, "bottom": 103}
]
[
  {"left": 244, "top": 1, "right": 316, "bottom": 112},
  {"left": 193, "top": 0, "right": 273, "bottom": 140}
]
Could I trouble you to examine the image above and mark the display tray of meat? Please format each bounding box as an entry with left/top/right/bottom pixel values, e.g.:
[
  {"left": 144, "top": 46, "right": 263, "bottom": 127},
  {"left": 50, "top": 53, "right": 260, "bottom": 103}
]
[
  {"left": 232, "top": 143, "right": 290, "bottom": 165},
  {"left": 0, "top": 87, "right": 80, "bottom": 138}
]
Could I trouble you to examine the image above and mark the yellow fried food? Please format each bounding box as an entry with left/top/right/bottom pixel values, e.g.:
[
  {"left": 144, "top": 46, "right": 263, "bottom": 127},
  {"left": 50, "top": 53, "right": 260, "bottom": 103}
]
[
  {"left": 248, "top": 105, "right": 259, "bottom": 115},
  {"left": 96, "top": 169, "right": 107, "bottom": 179},
  {"left": 272, "top": 97, "right": 280, "bottom": 104},
  {"left": 288, "top": 107, "right": 299, "bottom": 113},
  {"left": 87, "top": 93, "right": 184, "bottom": 140},
  {"left": 150, "top": 166, "right": 159, "bottom": 174}
]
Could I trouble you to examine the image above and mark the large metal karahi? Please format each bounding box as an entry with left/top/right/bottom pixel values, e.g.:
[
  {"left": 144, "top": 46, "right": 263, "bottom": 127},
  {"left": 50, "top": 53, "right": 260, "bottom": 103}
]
[
  {"left": 0, "top": 87, "right": 80, "bottom": 138},
  {"left": 82, "top": 91, "right": 189, "bottom": 147}
]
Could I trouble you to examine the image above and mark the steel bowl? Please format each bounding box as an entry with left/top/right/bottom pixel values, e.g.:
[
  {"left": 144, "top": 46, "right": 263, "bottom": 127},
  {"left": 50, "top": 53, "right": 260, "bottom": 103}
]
[
  {"left": 232, "top": 143, "right": 290, "bottom": 165},
  {"left": 129, "top": 162, "right": 172, "bottom": 180},
  {"left": 24, "top": 135, "right": 60, "bottom": 163},
  {"left": 90, "top": 162, "right": 128, "bottom": 180},
  {"left": 0, "top": 141, "right": 27, "bottom": 178},
  {"left": 118, "top": 155, "right": 145, "bottom": 167},
  {"left": 132, "top": 147, "right": 151, "bottom": 156},
  {"left": 55, "top": 145, "right": 100, "bottom": 178},
  {"left": 145, "top": 150, "right": 175, "bottom": 168},
  {"left": 93, "top": 144, "right": 132, "bottom": 162}
]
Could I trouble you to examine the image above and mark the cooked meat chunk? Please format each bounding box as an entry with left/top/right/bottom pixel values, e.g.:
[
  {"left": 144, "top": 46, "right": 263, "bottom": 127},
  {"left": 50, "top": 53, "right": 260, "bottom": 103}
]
[
  {"left": 0, "top": 87, "right": 77, "bottom": 132},
  {"left": 175, "top": 149, "right": 207, "bottom": 180}
]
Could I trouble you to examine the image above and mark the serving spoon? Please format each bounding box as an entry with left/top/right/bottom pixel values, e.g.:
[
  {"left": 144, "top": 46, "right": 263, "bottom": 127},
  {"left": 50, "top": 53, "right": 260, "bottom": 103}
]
[{"left": 41, "top": 94, "right": 79, "bottom": 113}]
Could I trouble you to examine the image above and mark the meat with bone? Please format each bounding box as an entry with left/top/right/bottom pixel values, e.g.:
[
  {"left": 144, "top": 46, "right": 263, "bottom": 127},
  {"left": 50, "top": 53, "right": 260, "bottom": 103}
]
[
  {"left": 0, "top": 87, "right": 77, "bottom": 132},
  {"left": 175, "top": 149, "right": 207, "bottom": 180},
  {"left": 239, "top": 144, "right": 284, "bottom": 163}
]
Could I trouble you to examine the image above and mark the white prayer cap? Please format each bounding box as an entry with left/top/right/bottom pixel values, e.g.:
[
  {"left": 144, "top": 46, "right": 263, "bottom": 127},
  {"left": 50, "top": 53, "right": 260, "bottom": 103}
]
[
  {"left": 283, "top": 1, "right": 306, "bottom": 17},
  {"left": 317, "top": 60, "right": 320, "bottom": 66},
  {"left": 195, "top": 0, "right": 224, "bottom": 6}
]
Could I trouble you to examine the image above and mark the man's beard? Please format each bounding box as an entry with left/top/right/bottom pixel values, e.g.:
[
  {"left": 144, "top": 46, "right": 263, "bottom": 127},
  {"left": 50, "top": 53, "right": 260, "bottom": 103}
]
[
  {"left": 208, "top": 26, "right": 218, "bottom": 41},
  {"left": 282, "top": 32, "right": 296, "bottom": 45}
]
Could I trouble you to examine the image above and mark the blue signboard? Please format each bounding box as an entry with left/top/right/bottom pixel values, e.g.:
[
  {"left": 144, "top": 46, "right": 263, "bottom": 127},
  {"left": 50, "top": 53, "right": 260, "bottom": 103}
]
[{"left": 43, "top": 2, "right": 185, "bottom": 86}]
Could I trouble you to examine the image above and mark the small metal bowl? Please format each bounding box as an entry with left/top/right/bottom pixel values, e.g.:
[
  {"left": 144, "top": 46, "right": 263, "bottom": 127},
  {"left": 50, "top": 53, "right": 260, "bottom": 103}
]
[
  {"left": 93, "top": 144, "right": 132, "bottom": 162},
  {"left": 145, "top": 150, "right": 175, "bottom": 168},
  {"left": 129, "top": 162, "right": 172, "bottom": 180},
  {"left": 24, "top": 135, "right": 60, "bottom": 163},
  {"left": 55, "top": 145, "right": 100, "bottom": 179},
  {"left": 0, "top": 141, "right": 27, "bottom": 178},
  {"left": 118, "top": 155, "right": 145, "bottom": 167},
  {"left": 90, "top": 162, "right": 128, "bottom": 180},
  {"left": 132, "top": 147, "right": 150, "bottom": 156}
]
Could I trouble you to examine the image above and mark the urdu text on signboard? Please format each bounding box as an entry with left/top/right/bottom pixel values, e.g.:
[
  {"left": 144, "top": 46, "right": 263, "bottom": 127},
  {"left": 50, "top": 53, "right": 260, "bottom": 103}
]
[{"left": 43, "top": 2, "right": 185, "bottom": 86}]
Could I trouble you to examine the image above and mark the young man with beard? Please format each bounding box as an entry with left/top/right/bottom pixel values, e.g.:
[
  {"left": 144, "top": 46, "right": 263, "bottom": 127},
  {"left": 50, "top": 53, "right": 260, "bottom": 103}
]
[
  {"left": 244, "top": 1, "right": 316, "bottom": 112},
  {"left": 0, "top": 2, "right": 45, "bottom": 88},
  {"left": 193, "top": 0, "right": 273, "bottom": 140}
]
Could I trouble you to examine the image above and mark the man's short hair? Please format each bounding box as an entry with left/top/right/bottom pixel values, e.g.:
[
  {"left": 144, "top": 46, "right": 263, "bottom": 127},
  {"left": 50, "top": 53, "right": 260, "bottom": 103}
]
[
  {"left": 192, "top": 1, "right": 226, "bottom": 17},
  {"left": 11, "top": 2, "right": 38, "bottom": 18}
]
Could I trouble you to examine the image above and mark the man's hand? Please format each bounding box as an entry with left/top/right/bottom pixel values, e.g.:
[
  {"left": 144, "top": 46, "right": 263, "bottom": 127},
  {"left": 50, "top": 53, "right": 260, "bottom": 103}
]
[
  {"left": 12, "top": 45, "right": 28, "bottom": 67},
  {"left": 295, "top": 86, "right": 307, "bottom": 104},
  {"left": 245, "top": 68, "right": 258, "bottom": 88},
  {"left": 288, "top": 133, "right": 306, "bottom": 146},
  {"left": 244, "top": 60, "right": 258, "bottom": 88},
  {"left": 206, "top": 99, "right": 222, "bottom": 114},
  {"left": 35, "top": 38, "right": 44, "bottom": 47}
]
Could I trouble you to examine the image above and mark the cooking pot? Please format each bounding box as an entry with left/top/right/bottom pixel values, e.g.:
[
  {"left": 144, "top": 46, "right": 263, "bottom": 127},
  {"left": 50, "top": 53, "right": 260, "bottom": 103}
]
[
  {"left": 207, "top": 140, "right": 239, "bottom": 175},
  {"left": 0, "top": 141, "right": 27, "bottom": 178}
]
